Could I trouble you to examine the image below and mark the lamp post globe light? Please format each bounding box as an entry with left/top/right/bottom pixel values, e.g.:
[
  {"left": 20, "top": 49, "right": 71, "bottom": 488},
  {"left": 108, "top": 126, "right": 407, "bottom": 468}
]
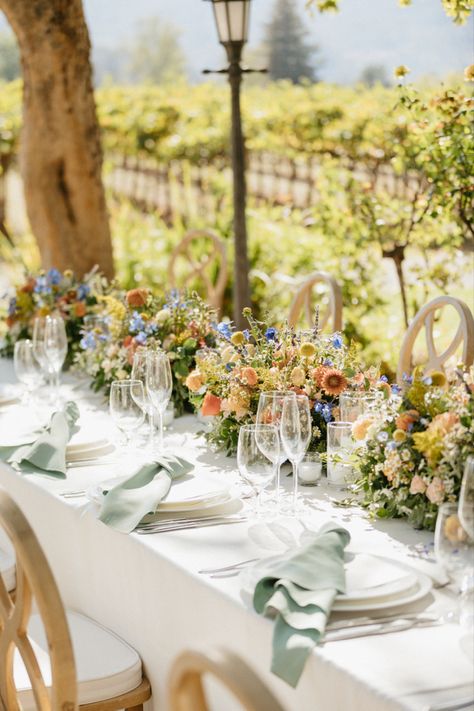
[{"left": 205, "top": 0, "right": 253, "bottom": 329}]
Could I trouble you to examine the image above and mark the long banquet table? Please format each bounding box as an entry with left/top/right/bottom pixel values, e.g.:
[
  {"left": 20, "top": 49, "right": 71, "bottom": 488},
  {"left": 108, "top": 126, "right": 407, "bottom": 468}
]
[{"left": 0, "top": 358, "right": 473, "bottom": 711}]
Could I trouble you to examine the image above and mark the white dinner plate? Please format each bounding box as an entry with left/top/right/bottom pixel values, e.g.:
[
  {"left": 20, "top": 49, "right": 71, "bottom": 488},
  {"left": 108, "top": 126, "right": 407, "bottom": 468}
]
[
  {"left": 66, "top": 441, "right": 116, "bottom": 463},
  {"left": 241, "top": 552, "right": 432, "bottom": 613}
]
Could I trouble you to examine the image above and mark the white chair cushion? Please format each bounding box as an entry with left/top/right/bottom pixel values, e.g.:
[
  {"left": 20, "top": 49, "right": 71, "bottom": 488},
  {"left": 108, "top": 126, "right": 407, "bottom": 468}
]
[
  {"left": 0, "top": 546, "right": 16, "bottom": 592},
  {"left": 15, "top": 610, "right": 143, "bottom": 708}
]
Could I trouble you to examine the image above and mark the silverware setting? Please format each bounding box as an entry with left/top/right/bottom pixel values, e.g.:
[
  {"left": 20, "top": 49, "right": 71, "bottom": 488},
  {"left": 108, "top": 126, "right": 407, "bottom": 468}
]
[
  {"left": 323, "top": 614, "right": 443, "bottom": 642},
  {"left": 429, "top": 696, "right": 474, "bottom": 711},
  {"left": 326, "top": 611, "right": 440, "bottom": 631},
  {"left": 198, "top": 557, "right": 261, "bottom": 575},
  {"left": 135, "top": 514, "right": 249, "bottom": 534}
]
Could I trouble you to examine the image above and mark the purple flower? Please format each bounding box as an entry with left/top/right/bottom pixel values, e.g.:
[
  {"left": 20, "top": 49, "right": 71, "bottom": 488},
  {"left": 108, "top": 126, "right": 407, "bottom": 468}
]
[
  {"left": 323, "top": 358, "right": 333, "bottom": 367},
  {"left": 80, "top": 332, "right": 96, "bottom": 350},
  {"left": 379, "top": 375, "right": 388, "bottom": 383},
  {"left": 386, "top": 441, "right": 397, "bottom": 452},
  {"left": 322, "top": 404, "right": 333, "bottom": 422},
  {"left": 135, "top": 331, "right": 147, "bottom": 345},
  {"left": 402, "top": 373, "right": 413, "bottom": 384},
  {"left": 391, "top": 384, "right": 402, "bottom": 395},
  {"left": 77, "top": 284, "right": 90, "bottom": 300},
  {"left": 377, "top": 431, "right": 389, "bottom": 442},
  {"left": 422, "top": 376, "right": 432, "bottom": 385},
  {"left": 243, "top": 329, "right": 250, "bottom": 341},
  {"left": 34, "top": 276, "right": 51, "bottom": 295},
  {"left": 130, "top": 312, "right": 145, "bottom": 332},
  {"left": 47, "top": 268, "right": 62, "bottom": 286},
  {"left": 332, "top": 334, "right": 343, "bottom": 349},
  {"left": 217, "top": 322, "right": 232, "bottom": 340},
  {"left": 265, "top": 327, "right": 278, "bottom": 341},
  {"left": 8, "top": 297, "right": 16, "bottom": 317}
]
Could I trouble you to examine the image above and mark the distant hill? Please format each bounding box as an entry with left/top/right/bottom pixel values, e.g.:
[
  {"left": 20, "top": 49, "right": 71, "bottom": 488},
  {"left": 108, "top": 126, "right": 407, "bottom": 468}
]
[{"left": 2, "top": 0, "right": 472, "bottom": 84}]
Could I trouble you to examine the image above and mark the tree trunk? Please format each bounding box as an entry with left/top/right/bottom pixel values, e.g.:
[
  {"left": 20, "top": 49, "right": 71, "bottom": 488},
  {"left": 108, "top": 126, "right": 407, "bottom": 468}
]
[
  {"left": 0, "top": 0, "right": 114, "bottom": 278},
  {"left": 383, "top": 245, "right": 409, "bottom": 329}
]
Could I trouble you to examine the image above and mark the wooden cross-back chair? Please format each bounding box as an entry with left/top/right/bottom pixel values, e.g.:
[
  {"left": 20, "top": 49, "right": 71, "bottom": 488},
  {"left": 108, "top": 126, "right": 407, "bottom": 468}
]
[
  {"left": 397, "top": 295, "right": 474, "bottom": 385},
  {"left": 168, "top": 649, "right": 286, "bottom": 711},
  {"left": 288, "top": 271, "right": 343, "bottom": 332},
  {"left": 169, "top": 230, "right": 228, "bottom": 314},
  {"left": 0, "top": 489, "right": 151, "bottom": 711}
]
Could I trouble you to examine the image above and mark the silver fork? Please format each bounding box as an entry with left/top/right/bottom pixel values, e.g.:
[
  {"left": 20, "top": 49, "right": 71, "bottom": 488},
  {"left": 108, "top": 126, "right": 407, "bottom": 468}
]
[{"left": 198, "top": 558, "right": 260, "bottom": 575}]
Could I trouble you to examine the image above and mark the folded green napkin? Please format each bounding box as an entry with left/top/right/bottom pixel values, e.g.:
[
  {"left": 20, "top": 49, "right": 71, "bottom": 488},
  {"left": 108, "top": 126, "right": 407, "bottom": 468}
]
[
  {"left": 253, "top": 522, "right": 350, "bottom": 687},
  {"left": 3, "top": 402, "right": 80, "bottom": 478},
  {"left": 98, "top": 455, "right": 193, "bottom": 533}
]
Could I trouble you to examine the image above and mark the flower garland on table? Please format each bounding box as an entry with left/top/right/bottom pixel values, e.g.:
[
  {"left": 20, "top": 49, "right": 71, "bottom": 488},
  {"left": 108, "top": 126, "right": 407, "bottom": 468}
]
[
  {"left": 73, "top": 288, "right": 217, "bottom": 415},
  {"left": 0, "top": 268, "right": 110, "bottom": 366},
  {"left": 185, "top": 308, "right": 385, "bottom": 455},
  {"left": 355, "top": 368, "right": 474, "bottom": 531}
]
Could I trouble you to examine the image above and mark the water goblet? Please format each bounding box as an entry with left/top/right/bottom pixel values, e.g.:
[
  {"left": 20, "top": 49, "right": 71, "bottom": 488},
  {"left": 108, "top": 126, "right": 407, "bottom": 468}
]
[
  {"left": 145, "top": 351, "right": 173, "bottom": 452},
  {"left": 44, "top": 314, "right": 68, "bottom": 401},
  {"left": 256, "top": 390, "right": 296, "bottom": 509},
  {"left": 109, "top": 380, "right": 146, "bottom": 451},
  {"left": 13, "top": 339, "right": 43, "bottom": 403},
  {"left": 237, "top": 424, "right": 279, "bottom": 517},
  {"left": 280, "top": 394, "right": 312, "bottom": 512},
  {"left": 131, "top": 349, "right": 156, "bottom": 450},
  {"left": 459, "top": 456, "right": 474, "bottom": 540},
  {"left": 32, "top": 317, "right": 52, "bottom": 384}
]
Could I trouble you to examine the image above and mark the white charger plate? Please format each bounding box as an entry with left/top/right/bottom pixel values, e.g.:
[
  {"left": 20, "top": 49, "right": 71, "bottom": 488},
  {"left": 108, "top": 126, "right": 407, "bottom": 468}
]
[{"left": 66, "top": 441, "right": 116, "bottom": 463}]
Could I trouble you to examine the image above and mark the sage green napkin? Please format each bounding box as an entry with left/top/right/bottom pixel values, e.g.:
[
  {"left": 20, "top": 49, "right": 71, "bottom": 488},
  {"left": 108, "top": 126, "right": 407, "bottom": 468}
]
[
  {"left": 253, "top": 522, "right": 350, "bottom": 687},
  {"left": 4, "top": 402, "right": 80, "bottom": 478},
  {"left": 98, "top": 455, "right": 193, "bottom": 533}
]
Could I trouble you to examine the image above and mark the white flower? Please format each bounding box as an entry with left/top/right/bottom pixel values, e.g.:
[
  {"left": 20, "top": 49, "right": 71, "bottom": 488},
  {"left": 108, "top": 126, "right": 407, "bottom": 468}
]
[
  {"left": 156, "top": 309, "right": 169, "bottom": 325},
  {"left": 116, "top": 369, "right": 128, "bottom": 380}
]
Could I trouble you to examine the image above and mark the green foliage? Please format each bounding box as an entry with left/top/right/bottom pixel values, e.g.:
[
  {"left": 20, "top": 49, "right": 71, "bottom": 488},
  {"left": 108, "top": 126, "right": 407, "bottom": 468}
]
[
  {"left": 265, "top": 0, "right": 318, "bottom": 83},
  {"left": 310, "top": 0, "right": 474, "bottom": 24},
  {"left": 126, "top": 17, "right": 187, "bottom": 85}
]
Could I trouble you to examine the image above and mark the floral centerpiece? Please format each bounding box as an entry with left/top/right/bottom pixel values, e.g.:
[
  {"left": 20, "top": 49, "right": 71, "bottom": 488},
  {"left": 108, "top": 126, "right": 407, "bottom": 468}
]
[
  {"left": 73, "top": 288, "right": 216, "bottom": 415},
  {"left": 185, "top": 308, "right": 383, "bottom": 455},
  {"left": 355, "top": 368, "right": 474, "bottom": 531},
  {"left": 1, "top": 267, "right": 109, "bottom": 366}
]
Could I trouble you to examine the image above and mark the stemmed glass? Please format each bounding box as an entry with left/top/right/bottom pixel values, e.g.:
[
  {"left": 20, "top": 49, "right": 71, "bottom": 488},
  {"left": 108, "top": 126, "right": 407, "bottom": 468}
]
[
  {"left": 237, "top": 424, "right": 279, "bottom": 517},
  {"left": 13, "top": 339, "right": 44, "bottom": 402},
  {"left": 109, "top": 380, "right": 146, "bottom": 451},
  {"left": 459, "top": 456, "right": 474, "bottom": 540},
  {"left": 145, "top": 351, "right": 173, "bottom": 452},
  {"left": 280, "top": 394, "right": 312, "bottom": 512},
  {"left": 256, "top": 391, "right": 296, "bottom": 509},
  {"left": 32, "top": 317, "right": 51, "bottom": 384},
  {"left": 131, "top": 349, "right": 156, "bottom": 451},
  {"left": 44, "top": 314, "right": 68, "bottom": 400}
]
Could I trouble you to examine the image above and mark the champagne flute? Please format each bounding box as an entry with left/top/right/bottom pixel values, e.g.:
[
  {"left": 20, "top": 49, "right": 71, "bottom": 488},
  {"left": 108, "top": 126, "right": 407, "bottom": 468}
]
[
  {"left": 44, "top": 314, "right": 68, "bottom": 401},
  {"left": 459, "top": 456, "right": 474, "bottom": 540},
  {"left": 145, "top": 351, "right": 173, "bottom": 452},
  {"left": 280, "top": 394, "right": 312, "bottom": 512},
  {"left": 256, "top": 390, "right": 296, "bottom": 509},
  {"left": 132, "top": 349, "right": 156, "bottom": 451},
  {"left": 109, "top": 380, "right": 146, "bottom": 450},
  {"left": 13, "top": 339, "right": 43, "bottom": 402},
  {"left": 237, "top": 424, "right": 279, "bottom": 517}
]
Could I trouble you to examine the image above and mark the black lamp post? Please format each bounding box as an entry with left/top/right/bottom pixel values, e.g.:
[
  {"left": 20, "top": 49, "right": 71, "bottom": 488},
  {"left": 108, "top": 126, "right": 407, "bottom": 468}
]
[{"left": 205, "top": 0, "right": 262, "bottom": 329}]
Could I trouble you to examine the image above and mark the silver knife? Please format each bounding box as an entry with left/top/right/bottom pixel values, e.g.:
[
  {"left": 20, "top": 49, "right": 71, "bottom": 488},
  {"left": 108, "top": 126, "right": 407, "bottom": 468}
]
[{"left": 324, "top": 617, "right": 441, "bottom": 642}]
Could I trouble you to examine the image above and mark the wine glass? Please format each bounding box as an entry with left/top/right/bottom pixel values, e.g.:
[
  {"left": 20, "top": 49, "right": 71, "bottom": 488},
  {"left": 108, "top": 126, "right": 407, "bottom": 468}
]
[
  {"left": 44, "top": 314, "right": 68, "bottom": 401},
  {"left": 256, "top": 391, "right": 296, "bottom": 509},
  {"left": 237, "top": 424, "right": 279, "bottom": 517},
  {"left": 13, "top": 339, "right": 43, "bottom": 402},
  {"left": 280, "top": 394, "right": 312, "bottom": 512},
  {"left": 145, "top": 351, "right": 173, "bottom": 452},
  {"left": 109, "top": 380, "right": 146, "bottom": 450},
  {"left": 32, "top": 317, "right": 51, "bottom": 382},
  {"left": 132, "top": 349, "right": 156, "bottom": 451},
  {"left": 459, "top": 456, "right": 474, "bottom": 540}
]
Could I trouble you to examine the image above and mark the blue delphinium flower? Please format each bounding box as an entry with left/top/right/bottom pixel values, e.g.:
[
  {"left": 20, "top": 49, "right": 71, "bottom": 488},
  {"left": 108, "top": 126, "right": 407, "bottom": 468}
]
[
  {"left": 47, "top": 268, "right": 62, "bottom": 286},
  {"left": 391, "top": 384, "right": 402, "bottom": 395},
  {"left": 8, "top": 297, "right": 16, "bottom": 317},
  {"left": 77, "top": 283, "right": 90, "bottom": 301},
  {"left": 265, "top": 327, "right": 277, "bottom": 341},
  {"left": 422, "top": 376, "right": 432, "bottom": 385},
  {"left": 323, "top": 358, "right": 333, "bottom": 367},
  {"left": 80, "top": 332, "right": 96, "bottom": 350},
  {"left": 146, "top": 322, "right": 158, "bottom": 335},
  {"left": 379, "top": 375, "right": 388, "bottom": 383},
  {"left": 217, "top": 322, "right": 232, "bottom": 340},
  {"left": 321, "top": 404, "right": 333, "bottom": 422},
  {"left": 332, "top": 334, "right": 343, "bottom": 349},
  {"left": 129, "top": 312, "right": 145, "bottom": 332},
  {"left": 135, "top": 331, "right": 147, "bottom": 345},
  {"left": 34, "top": 276, "right": 51, "bottom": 295},
  {"left": 377, "top": 431, "right": 389, "bottom": 442},
  {"left": 402, "top": 373, "right": 413, "bottom": 384},
  {"left": 243, "top": 329, "right": 250, "bottom": 341},
  {"left": 386, "top": 441, "right": 397, "bottom": 452}
]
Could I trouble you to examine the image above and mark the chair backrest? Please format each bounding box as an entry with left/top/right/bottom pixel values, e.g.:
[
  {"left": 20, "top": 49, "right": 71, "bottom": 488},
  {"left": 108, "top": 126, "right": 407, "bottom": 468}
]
[
  {"left": 168, "top": 649, "right": 286, "bottom": 711},
  {"left": 288, "top": 271, "right": 343, "bottom": 332},
  {"left": 0, "top": 490, "right": 77, "bottom": 711},
  {"left": 169, "top": 230, "right": 228, "bottom": 313},
  {"left": 397, "top": 295, "right": 474, "bottom": 385}
]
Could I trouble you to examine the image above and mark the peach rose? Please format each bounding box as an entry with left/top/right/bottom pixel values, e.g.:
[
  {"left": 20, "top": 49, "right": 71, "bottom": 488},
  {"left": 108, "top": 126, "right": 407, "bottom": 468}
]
[
  {"left": 352, "top": 417, "right": 374, "bottom": 441},
  {"left": 201, "top": 392, "right": 222, "bottom": 417},
  {"left": 395, "top": 409, "right": 419, "bottom": 431},
  {"left": 425, "top": 476, "right": 445, "bottom": 505},
  {"left": 240, "top": 367, "right": 258, "bottom": 386},
  {"left": 409, "top": 474, "right": 427, "bottom": 495},
  {"left": 185, "top": 371, "right": 204, "bottom": 393},
  {"left": 431, "top": 412, "right": 459, "bottom": 435},
  {"left": 291, "top": 366, "right": 306, "bottom": 387},
  {"left": 126, "top": 288, "right": 149, "bottom": 307},
  {"left": 74, "top": 301, "right": 87, "bottom": 318}
]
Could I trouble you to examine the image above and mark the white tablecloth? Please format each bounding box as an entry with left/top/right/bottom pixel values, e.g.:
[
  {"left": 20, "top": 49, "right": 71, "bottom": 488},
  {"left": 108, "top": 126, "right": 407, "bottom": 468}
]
[{"left": 0, "top": 359, "right": 473, "bottom": 711}]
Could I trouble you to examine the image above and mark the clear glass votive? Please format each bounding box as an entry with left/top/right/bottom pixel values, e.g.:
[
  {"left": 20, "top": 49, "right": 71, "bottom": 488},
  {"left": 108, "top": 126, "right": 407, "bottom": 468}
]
[
  {"left": 339, "top": 391, "right": 383, "bottom": 423},
  {"left": 298, "top": 452, "right": 322, "bottom": 487},
  {"left": 327, "top": 421, "right": 355, "bottom": 489}
]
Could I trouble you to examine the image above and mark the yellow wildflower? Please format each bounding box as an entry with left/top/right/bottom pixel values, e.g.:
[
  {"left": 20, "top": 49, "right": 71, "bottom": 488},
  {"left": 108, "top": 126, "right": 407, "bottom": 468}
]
[
  {"left": 231, "top": 331, "right": 246, "bottom": 346},
  {"left": 464, "top": 64, "right": 474, "bottom": 82},
  {"left": 299, "top": 342, "right": 316, "bottom": 358},
  {"left": 394, "top": 65, "right": 410, "bottom": 79}
]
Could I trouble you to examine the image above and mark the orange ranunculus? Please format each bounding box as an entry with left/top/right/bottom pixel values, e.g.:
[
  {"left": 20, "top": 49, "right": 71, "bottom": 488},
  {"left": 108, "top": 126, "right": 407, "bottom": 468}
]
[
  {"left": 395, "top": 409, "right": 419, "bottom": 431},
  {"left": 240, "top": 367, "right": 258, "bottom": 386},
  {"left": 21, "top": 277, "right": 36, "bottom": 294},
  {"left": 201, "top": 392, "right": 222, "bottom": 417},
  {"left": 123, "top": 335, "right": 133, "bottom": 348},
  {"left": 186, "top": 371, "right": 204, "bottom": 392},
  {"left": 126, "top": 288, "right": 149, "bottom": 308},
  {"left": 74, "top": 301, "right": 87, "bottom": 318}
]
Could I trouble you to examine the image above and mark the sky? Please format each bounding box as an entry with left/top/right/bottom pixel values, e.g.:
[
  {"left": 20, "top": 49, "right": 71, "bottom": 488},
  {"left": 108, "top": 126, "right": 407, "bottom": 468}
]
[{"left": 1, "top": 0, "right": 473, "bottom": 84}]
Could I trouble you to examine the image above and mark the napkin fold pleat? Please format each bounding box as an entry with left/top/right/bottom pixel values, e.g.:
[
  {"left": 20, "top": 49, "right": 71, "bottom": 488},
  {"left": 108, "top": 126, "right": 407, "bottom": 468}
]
[
  {"left": 98, "top": 455, "right": 193, "bottom": 533},
  {"left": 4, "top": 402, "right": 79, "bottom": 478},
  {"left": 252, "top": 522, "right": 350, "bottom": 687}
]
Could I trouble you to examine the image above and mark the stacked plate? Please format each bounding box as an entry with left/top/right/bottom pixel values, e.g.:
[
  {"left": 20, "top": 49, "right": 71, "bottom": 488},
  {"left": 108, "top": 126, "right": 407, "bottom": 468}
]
[
  {"left": 0, "top": 385, "right": 20, "bottom": 408},
  {"left": 66, "top": 427, "right": 115, "bottom": 463}
]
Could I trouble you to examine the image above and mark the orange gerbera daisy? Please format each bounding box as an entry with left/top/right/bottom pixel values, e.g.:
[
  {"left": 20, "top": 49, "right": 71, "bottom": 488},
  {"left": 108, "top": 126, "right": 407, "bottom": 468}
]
[
  {"left": 311, "top": 365, "right": 329, "bottom": 387},
  {"left": 321, "top": 368, "right": 348, "bottom": 396}
]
